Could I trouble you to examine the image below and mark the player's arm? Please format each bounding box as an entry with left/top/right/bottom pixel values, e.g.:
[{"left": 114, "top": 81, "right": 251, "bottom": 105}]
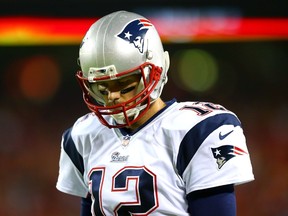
[
  {"left": 81, "top": 195, "right": 92, "bottom": 216},
  {"left": 186, "top": 184, "right": 236, "bottom": 216}
]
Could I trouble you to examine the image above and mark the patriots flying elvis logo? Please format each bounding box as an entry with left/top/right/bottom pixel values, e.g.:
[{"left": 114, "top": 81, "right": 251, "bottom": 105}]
[
  {"left": 211, "top": 145, "right": 247, "bottom": 169},
  {"left": 117, "top": 19, "right": 153, "bottom": 53}
]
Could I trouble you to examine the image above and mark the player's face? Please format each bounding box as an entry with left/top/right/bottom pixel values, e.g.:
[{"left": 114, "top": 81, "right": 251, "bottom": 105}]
[{"left": 91, "top": 74, "right": 141, "bottom": 107}]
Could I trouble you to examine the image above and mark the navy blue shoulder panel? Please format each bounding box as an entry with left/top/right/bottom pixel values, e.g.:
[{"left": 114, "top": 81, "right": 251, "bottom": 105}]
[
  {"left": 63, "top": 127, "right": 84, "bottom": 175},
  {"left": 176, "top": 113, "right": 241, "bottom": 177}
]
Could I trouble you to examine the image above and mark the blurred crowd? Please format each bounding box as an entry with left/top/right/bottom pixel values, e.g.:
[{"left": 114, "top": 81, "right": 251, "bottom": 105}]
[{"left": 0, "top": 41, "right": 287, "bottom": 215}]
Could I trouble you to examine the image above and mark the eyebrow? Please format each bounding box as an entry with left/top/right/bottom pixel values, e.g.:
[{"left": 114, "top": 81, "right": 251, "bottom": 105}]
[{"left": 97, "top": 81, "right": 129, "bottom": 94}]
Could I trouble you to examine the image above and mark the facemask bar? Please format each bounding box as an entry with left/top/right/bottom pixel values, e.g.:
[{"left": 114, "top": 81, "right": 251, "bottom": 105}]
[{"left": 76, "top": 62, "right": 163, "bottom": 128}]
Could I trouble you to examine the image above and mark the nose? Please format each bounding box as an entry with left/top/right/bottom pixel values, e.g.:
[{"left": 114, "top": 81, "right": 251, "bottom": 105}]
[{"left": 108, "top": 91, "right": 120, "bottom": 103}]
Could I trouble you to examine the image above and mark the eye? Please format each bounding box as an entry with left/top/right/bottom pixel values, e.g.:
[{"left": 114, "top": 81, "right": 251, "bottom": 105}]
[
  {"left": 99, "top": 90, "right": 109, "bottom": 95},
  {"left": 120, "top": 86, "right": 136, "bottom": 94}
]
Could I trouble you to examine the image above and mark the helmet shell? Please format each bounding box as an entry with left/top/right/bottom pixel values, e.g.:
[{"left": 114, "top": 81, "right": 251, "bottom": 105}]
[{"left": 79, "top": 10, "right": 167, "bottom": 78}]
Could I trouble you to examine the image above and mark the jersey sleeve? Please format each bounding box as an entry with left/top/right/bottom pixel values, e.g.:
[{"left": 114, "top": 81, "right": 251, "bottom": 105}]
[
  {"left": 177, "top": 112, "right": 254, "bottom": 194},
  {"left": 56, "top": 127, "right": 89, "bottom": 198}
]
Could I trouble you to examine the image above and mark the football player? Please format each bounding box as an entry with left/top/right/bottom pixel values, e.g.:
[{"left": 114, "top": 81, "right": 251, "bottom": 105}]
[{"left": 56, "top": 10, "right": 254, "bottom": 215}]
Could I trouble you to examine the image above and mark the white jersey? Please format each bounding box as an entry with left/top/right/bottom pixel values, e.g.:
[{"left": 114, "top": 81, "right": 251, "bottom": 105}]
[{"left": 56, "top": 99, "right": 254, "bottom": 215}]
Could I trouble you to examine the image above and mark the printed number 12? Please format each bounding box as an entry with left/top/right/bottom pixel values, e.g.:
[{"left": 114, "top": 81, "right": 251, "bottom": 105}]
[{"left": 89, "top": 166, "right": 159, "bottom": 215}]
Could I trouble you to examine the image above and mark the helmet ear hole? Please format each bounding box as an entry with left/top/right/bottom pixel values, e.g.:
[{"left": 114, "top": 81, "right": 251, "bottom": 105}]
[{"left": 146, "top": 50, "right": 153, "bottom": 60}]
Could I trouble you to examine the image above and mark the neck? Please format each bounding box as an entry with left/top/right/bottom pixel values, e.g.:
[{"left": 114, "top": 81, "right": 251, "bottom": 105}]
[{"left": 128, "top": 98, "right": 166, "bottom": 131}]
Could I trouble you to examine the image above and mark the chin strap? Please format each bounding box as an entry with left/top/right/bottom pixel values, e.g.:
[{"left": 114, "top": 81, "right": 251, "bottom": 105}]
[{"left": 112, "top": 103, "right": 148, "bottom": 125}]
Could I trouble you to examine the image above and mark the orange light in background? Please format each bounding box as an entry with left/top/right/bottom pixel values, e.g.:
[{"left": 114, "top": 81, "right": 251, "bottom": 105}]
[
  {"left": 152, "top": 17, "right": 288, "bottom": 42},
  {"left": 0, "top": 16, "right": 287, "bottom": 45},
  {"left": 19, "top": 56, "right": 61, "bottom": 102},
  {"left": 0, "top": 17, "right": 95, "bottom": 45}
]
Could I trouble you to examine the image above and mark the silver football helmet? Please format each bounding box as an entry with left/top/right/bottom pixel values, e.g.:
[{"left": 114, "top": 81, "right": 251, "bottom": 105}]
[{"left": 76, "top": 10, "right": 170, "bottom": 128}]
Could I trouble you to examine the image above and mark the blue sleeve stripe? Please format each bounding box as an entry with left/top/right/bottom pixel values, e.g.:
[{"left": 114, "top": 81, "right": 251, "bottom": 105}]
[
  {"left": 63, "top": 128, "right": 85, "bottom": 176},
  {"left": 176, "top": 113, "right": 241, "bottom": 177}
]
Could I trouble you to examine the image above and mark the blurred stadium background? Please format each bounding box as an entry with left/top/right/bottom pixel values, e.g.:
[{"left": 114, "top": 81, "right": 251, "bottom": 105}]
[{"left": 0, "top": 0, "right": 287, "bottom": 215}]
